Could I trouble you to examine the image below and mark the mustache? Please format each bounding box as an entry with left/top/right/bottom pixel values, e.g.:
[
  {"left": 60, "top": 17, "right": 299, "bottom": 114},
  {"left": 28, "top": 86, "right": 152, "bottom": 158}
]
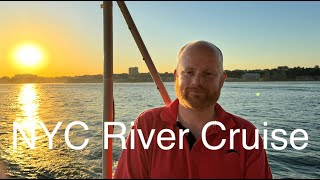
[{"left": 185, "top": 86, "right": 208, "bottom": 92}]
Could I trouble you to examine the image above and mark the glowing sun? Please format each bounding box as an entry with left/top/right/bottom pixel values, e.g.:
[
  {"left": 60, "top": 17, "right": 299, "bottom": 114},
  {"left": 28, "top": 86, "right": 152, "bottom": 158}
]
[{"left": 14, "top": 44, "right": 43, "bottom": 67}]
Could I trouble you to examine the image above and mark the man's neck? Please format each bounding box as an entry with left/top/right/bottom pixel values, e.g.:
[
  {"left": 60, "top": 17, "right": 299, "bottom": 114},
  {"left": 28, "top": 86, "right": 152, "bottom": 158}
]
[{"left": 178, "top": 103, "right": 216, "bottom": 139}]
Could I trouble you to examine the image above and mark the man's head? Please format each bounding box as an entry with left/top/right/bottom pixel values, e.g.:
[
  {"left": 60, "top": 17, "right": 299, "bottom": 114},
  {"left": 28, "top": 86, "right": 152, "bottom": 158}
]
[{"left": 174, "top": 40, "right": 226, "bottom": 111}]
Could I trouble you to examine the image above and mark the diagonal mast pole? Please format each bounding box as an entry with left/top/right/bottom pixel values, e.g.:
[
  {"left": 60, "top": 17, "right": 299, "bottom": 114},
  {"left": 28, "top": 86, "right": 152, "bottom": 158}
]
[{"left": 117, "top": 1, "right": 172, "bottom": 106}]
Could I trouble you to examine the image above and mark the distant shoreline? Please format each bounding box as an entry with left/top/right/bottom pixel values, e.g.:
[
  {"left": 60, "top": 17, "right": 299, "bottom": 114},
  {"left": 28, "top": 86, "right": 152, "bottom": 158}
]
[
  {"left": 1, "top": 80, "right": 319, "bottom": 85},
  {"left": 1, "top": 66, "right": 319, "bottom": 84}
]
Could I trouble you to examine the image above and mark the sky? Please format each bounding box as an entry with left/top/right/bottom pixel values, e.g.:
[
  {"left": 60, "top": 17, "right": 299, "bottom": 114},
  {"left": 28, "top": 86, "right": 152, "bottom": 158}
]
[{"left": 0, "top": 1, "right": 319, "bottom": 77}]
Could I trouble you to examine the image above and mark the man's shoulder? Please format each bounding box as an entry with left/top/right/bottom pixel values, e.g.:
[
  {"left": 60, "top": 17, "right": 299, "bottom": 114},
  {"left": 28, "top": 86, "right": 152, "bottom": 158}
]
[
  {"left": 227, "top": 112, "right": 258, "bottom": 131},
  {"left": 139, "top": 106, "right": 165, "bottom": 118},
  {"left": 134, "top": 106, "right": 166, "bottom": 126}
]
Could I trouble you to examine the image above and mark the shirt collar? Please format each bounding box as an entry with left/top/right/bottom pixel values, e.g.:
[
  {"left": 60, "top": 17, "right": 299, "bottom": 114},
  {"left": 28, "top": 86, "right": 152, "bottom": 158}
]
[{"left": 160, "top": 98, "right": 235, "bottom": 131}]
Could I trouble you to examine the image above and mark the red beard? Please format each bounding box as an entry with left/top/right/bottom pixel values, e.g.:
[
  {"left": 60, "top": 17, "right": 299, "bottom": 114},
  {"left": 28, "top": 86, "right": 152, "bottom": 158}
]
[{"left": 175, "top": 80, "right": 221, "bottom": 111}]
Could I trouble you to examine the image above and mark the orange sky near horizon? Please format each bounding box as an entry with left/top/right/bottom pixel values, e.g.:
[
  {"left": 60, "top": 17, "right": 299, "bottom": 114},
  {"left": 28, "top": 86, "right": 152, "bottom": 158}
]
[{"left": 1, "top": 2, "right": 319, "bottom": 78}]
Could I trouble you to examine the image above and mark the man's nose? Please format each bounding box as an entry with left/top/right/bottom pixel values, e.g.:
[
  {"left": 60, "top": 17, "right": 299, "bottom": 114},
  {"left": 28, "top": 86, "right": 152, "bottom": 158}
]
[{"left": 191, "top": 73, "right": 202, "bottom": 86}]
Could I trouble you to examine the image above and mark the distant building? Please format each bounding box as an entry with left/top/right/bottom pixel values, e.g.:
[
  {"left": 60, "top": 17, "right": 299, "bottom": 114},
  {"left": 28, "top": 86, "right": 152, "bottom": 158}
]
[
  {"left": 296, "top": 75, "right": 312, "bottom": 81},
  {"left": 129, "top": 67, "right": 139, "bottom": 76},
  {"left": 11, "top": 74, "right": 39, "bottom": 83},
  {"left": 278, "top": 66, "right": 289, "bottom": 71},
  {"left": 242, "top": 73, "right": 260, "bottom": 81},
  {"left": 160, "top": 72, "right": 174, "bottom": 82},
  {"left": 313, "top": 75, "right": 320, "bottom": 80},
  {"left": 0, "top": 76, "right": 10, "bottom": 83},
  {"left": 225, "top": 77, "right": 240, "bottom": 82}
]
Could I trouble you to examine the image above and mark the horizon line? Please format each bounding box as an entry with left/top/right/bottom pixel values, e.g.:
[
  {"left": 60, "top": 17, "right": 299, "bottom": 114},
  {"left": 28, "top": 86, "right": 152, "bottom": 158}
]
[{"left": 1, "top": 65, "right": 319, "bottom": 78}]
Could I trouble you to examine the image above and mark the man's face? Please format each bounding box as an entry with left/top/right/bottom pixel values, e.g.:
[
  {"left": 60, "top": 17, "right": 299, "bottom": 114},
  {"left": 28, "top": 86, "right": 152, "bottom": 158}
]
[{"left": 175, "top": 46, "right": 226, "bottom": 111}]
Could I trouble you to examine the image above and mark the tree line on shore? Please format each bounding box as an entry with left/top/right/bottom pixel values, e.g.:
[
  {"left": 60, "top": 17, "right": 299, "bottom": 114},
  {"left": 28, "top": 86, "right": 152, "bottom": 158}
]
[{"left": 1, "top": 66, "right": 319, "bottom": 84}]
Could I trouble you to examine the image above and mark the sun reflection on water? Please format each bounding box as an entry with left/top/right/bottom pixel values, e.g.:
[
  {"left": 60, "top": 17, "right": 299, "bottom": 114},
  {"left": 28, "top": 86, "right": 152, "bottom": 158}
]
[
  {"left": 16, "top": 84, "right": 40, "bottom": 131},
  {"left": 1, "top": 83, "right": 102, "bottom": 178},
  {"left": 7, "top": 84, "right": 76, "bottom": 178}
]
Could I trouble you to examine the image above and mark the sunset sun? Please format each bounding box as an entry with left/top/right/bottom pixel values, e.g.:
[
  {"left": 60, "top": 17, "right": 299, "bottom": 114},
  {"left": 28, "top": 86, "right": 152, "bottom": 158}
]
[{"left": 14, "top": 44, "right": 43, "bottom": 67}]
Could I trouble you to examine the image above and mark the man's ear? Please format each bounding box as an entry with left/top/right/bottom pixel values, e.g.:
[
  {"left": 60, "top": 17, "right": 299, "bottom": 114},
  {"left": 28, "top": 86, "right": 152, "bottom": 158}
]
[
  {"left": 174, "top": 69, "right": 177, "bottom": 81},
  {"left": 220, "top": 71, "right": 227, "bottom": 88}
]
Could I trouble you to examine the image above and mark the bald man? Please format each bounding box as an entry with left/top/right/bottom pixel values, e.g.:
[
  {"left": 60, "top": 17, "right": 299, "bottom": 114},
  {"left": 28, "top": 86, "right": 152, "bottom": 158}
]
[{"left": 114, "top": 40, "right": 273, "bottom": 179}]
